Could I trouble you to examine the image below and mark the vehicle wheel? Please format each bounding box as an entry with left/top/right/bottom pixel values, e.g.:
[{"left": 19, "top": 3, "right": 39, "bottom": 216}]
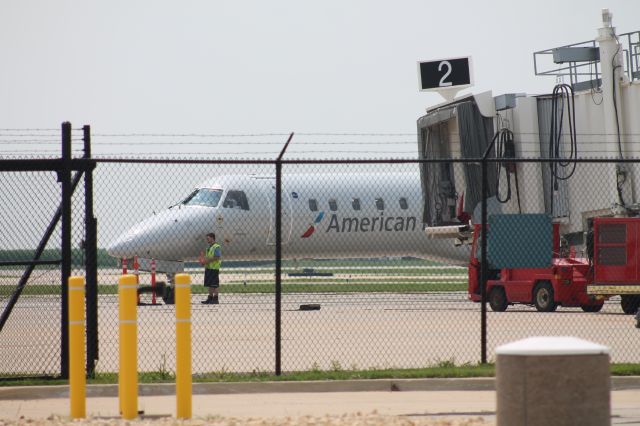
[
  {"left": 620, "top": 295, "right": 640, "bottom": 315},
  {"left": 489, "top": 287, "right": 508, "bottom": 312},
  {"left": 533, "top": 281, "right": 557, "bottom": 312},
  {"left": 581, "top": 304, "right": 603, "bottom": 313},
  {"left": 162, "top": 286, "right": 175, "bottom": 305}
]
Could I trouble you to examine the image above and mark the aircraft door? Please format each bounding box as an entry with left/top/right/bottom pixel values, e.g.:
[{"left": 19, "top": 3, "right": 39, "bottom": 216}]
[
  {"left": 218, "top": 189, "right": 258, "bottom": 255},
  {"left": 267, "top": 184, "right": 292, "bottom": 245}
]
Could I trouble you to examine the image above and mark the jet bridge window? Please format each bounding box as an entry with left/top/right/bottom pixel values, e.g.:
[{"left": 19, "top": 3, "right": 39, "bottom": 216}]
[
  {"left": 182, "top": 189, "right": 223, "bottom": 207},
  {"left": 308, "top": 199, "right": 318, "bottom": 212},
  {"left": 329, "top": 199, "right": 338, "bottom": 211},
  {"left": 352, "top": 198, "right": 361, "bottom": 211},
  {"left": 223, "top": 190, "right": 250, "bottom": 210},
  {"left": 375, "top": 198, "right": 385, "bottom": 210},
  {"left": 399, "top": 197, "right": 408, "bottom": 210}
]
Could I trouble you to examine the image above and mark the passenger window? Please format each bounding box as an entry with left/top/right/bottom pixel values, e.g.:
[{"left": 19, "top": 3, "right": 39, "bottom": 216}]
[
  {"left": 309, "top": 199, "right": 318, "bottom": 212},
  {"left": 352, "top": 198, "right": 361, "bottom": 211},
  {"left": 223, "top": 190, "right": 250, "bottom": 210},
  {"left": 329, "top": 199, "right": 338, "bottom": 211},
  {"left": 375, "top": 198, "right": 384, "bottom": 210},
  {"left": 399, "top": 197, "right": 408, "bottom": 210}
]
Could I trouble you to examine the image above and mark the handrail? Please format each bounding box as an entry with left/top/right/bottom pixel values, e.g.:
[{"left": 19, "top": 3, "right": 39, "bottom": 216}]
[{"left": 533, "top": 30, "right": 640, "bottom": 85}]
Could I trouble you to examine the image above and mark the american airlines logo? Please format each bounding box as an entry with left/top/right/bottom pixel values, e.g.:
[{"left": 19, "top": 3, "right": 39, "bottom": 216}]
[{"left": 301, "top": 211, "right": 325, "bottom": 238}]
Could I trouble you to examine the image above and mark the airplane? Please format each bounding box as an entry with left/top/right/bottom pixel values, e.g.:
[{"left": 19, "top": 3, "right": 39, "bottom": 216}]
[{"left": 107, "top": 173, "right": 472, "bottom": 297}]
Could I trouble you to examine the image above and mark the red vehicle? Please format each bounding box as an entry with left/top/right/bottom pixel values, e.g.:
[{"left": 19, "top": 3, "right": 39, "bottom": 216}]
[
  {"left": 588, "top": 217, "right": 640, "bottom": 314},
  {"left": 467, "top": 217, "right": 640, "bottom": 313}
]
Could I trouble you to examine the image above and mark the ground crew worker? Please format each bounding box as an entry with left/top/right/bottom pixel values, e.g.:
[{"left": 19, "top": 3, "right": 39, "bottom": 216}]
[{"left": 199, "top": 232, "right": 221, "bottom": 304}]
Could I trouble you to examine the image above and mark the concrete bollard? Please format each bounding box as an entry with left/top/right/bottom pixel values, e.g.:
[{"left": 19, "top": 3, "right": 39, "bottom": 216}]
[{"left": 496, "top": 336, "right": 610, "bottom": 426}]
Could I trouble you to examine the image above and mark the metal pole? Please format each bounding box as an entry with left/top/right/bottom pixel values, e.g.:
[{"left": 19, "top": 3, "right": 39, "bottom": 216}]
[
  {"left": 478, "top": 131, "right": 501, "bottom": 366},
  {"left": 275, "top": 160, "right": 282, "bottom": 375},
  {"left": 83, "top": 125, "right": 99, "bottom": 377},
  {"left": 61, "top": 121, "right": 72, "bottom": 379},
  {"left": 275, "top": 132, "right": 294, "bottom": 376},
  {"left": 480, "top": 157, "right": 488, "bottom": 364}
]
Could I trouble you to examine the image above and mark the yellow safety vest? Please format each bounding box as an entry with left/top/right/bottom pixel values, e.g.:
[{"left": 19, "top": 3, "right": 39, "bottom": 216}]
[{"left": 205, "top": 243, "right": 221, "bottom": 270}]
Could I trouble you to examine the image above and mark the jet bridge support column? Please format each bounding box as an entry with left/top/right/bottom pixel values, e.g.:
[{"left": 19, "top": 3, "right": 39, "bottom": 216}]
[{"left": 597, "top": 9, "right": 631, "bottom": 213}]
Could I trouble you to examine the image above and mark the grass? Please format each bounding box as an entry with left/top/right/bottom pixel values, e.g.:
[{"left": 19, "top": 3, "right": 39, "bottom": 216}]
[
  {"left": 2, "top": 363, "right": 639, "bottom": 387},
  {"left": 1, "top": 281, "right": 468, "bottom": 296},
  {"left": 1, "top": 257, "right": 467, "bottom": 295}
]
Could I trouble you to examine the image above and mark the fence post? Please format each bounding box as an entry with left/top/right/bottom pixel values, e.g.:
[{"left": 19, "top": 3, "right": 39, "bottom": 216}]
[
  {"left": 480, "top": 157, "right": 488, "bottom": 364},
  {"left": 274, "top": 132, "right": 294, "bottom": 376},
  {"left": 83, "top": 124, "right": 99, "bottom": 377},
  {"left": 479, "top": 131, "right": 502, "bottom": 365},
  {"left": 61, "top": 121, "right": 72, "bottom": 379},
  {"left": 275, "top": 159, "right": 282, "bottom": 376}
]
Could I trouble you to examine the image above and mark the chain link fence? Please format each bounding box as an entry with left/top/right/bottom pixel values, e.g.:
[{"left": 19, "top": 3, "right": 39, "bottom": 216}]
[
  {"left": 0, "top": 170, "right": 67, "bottom": 376},
  {"left": 2, "top": 135, "right": 640, "bottom": 379}
]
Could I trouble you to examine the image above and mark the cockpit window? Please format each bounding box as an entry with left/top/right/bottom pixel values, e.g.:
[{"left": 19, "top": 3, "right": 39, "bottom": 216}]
[
  {"left": 182, "top": 189, "right": 223, "bottom": 207},
  {"left": 223, "top": 190, "right": 250, "bottom": 210}
]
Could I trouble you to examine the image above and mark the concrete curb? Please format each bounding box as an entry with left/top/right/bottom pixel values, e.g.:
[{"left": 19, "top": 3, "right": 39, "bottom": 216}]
[{"left": 1, "top": 376, "right": 639, "bottom": 400}]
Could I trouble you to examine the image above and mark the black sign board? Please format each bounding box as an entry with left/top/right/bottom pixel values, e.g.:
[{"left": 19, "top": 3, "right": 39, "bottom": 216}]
[{"left": 418, "top": 57, "right": 473, "bottom": 91}]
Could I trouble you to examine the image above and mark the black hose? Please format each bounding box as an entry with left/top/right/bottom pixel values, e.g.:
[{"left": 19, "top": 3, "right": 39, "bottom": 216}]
[
  {"left": 495, "top": 128, "right": 521, "bottom": 212},
  {"left": 548, "top": 84, "right": 578, "bottom": 183},
  {"left": 548, "top": 84, "right": 578, "bottom": 216}
]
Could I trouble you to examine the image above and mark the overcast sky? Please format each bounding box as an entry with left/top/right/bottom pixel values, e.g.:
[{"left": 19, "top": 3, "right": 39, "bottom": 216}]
[
  {"left": 1, "top": 0, "right": 639, "bottom": 157},
  {"left": 1, "top": 0, "right": 639, "bottom": 249}
]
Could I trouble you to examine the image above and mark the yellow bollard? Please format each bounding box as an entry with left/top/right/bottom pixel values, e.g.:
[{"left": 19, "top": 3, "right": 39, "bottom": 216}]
[
  {"left": 69, "top": 276, "right": 86, "bottom": 419},
  {"left": 119, "top": 274, "right": 138, "bottom": 419},
  {"left": 175, "top": 274, "right": 192, "bottom": 419}
]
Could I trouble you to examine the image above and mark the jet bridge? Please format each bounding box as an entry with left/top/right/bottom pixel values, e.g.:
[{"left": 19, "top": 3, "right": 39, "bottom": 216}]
[{"left": 417, "top": 9, "right": 640, "bottom": 245}]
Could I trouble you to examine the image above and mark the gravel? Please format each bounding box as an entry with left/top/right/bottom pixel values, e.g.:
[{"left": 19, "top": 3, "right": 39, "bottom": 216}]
[{"left": 0, "top": 413, "right": 493, "bottom": 426}]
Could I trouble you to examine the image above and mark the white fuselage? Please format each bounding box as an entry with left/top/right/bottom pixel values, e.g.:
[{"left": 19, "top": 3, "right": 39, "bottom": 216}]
[{"left": 107, "top": 173, "right": 470, "bottom": 270}]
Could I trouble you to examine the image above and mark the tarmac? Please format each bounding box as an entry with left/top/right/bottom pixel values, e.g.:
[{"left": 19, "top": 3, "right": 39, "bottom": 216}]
[{"left": 1, "top": 377, "right": 640, "bottom": 424}]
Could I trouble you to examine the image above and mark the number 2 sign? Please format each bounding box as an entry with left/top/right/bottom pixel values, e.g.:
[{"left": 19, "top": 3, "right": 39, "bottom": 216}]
[{"left": 418, "top": 57, "right": 473, "bottom": 92}]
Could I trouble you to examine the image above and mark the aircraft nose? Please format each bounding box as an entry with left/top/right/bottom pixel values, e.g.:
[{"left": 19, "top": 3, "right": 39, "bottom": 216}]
[
  {"left": 106, "top": 210, "right": 174, "bottom": 259},
  {"left": 106, "top": 207, "right": 215, "bottom": 261},
  {"left": 106, "top": 233, "right": 140, "bottom": 259},
  {"left": 107, "top": 219, "right": 178, "bottom": 259}
]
